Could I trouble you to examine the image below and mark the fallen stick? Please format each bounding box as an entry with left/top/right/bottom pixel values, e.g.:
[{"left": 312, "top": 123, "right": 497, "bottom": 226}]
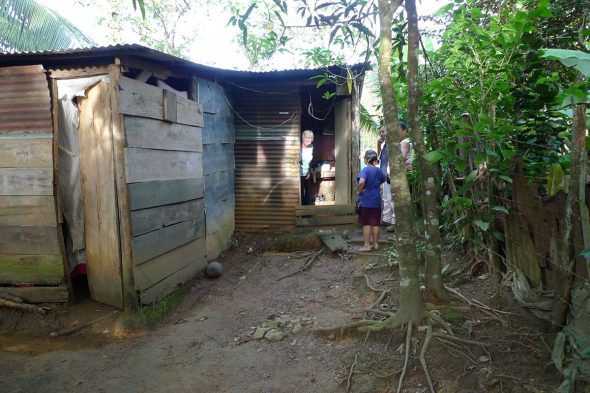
[
  {"left": 0, "top": 292, "right": 24, "bottom": 303},
  {"left": 0, "top": 297, "right": 46, "bottom": 315}
]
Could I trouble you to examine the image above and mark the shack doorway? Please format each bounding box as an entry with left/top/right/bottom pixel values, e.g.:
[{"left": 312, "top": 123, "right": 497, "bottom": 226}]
[{"left": 56, "top": 77, "right": 124, "bottom": 308}]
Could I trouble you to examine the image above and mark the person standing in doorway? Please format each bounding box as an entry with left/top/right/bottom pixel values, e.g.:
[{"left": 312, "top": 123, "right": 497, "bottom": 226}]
[{"left": 300, "top": 130, "right": 314, "bottom": 205}]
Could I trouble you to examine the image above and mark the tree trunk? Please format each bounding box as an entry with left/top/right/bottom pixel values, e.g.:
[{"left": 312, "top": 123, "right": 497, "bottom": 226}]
[
  {"left": 405, "top": 0, "right": 447, "bottom": 302},
  {"left": 551, "top": 103, "right": 586, "bottom": 327},
  {"left": 378, "top": 0, "right": 425, "bottom": 324}
]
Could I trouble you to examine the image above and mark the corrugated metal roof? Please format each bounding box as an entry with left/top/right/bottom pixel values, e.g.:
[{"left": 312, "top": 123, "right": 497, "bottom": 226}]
[{"left": 0, "top": 44, "right": 370, "bottom": 79}]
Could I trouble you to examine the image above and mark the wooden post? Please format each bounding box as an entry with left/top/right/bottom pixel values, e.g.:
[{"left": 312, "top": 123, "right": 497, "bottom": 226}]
[{"left": 108, "top": 62, "right": 138, "bottom": 311}]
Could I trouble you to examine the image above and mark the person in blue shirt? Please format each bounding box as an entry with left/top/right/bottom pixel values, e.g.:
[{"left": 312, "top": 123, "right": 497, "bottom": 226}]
[{"left": 357, "top": 150, "right": 388, "bottom": 251}]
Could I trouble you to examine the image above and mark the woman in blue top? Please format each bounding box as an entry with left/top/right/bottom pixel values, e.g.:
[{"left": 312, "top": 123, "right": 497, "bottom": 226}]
[{"left": 357, "top": 150, "right": 388, "bottom": 251}]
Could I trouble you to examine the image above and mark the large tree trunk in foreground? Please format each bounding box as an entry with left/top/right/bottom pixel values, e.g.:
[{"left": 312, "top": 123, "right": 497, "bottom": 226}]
[
  {"left": 551, "top": 103, "right": 586, "bottom": 327},
  {"left": 378, "top": 0, "right": 425, "bottom": 324},
  {"left": 405, "top": 0, "right": 447, "bottom": 302}
]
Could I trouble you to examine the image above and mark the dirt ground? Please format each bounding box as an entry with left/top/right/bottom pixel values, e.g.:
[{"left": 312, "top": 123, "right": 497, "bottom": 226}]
[{"left": 0, "top": 227, "right": 562, "bottom": 393}]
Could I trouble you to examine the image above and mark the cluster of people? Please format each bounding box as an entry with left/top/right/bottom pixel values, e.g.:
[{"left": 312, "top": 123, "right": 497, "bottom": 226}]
[
  {"left": 298, "top": 124, "right": 413, "bottom": 253},
  {"left": 356, "top": 122, "right": 412, "bottom": 252}
]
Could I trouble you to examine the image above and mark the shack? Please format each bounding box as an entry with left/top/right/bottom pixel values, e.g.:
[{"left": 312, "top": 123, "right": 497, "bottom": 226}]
[{"left": 0, "top": 44, "right": 367, "bottom": 307}]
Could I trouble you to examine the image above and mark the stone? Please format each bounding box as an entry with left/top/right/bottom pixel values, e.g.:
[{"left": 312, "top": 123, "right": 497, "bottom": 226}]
[
  {"left": 253, "top": 327, "right": 270, "bottom": 340},
  {"left": 264, "top": 329, "right": 286, "bottom": 341},
  {"left": 292, "top": 323, "right": 303, "bottom": 335},
  {"left": 206, "top": 261, "right": 223, "bottom": 278}
]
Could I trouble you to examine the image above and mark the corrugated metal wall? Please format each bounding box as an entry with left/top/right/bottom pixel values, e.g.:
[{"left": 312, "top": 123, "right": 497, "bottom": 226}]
[
  {"left": 233, "top": 84, "right": 300, "bottom": 230},
  {"left": 0, "top": 65, "right": 68, "bottom": 303},
  {"left": 199, "top": 79, "right": 236, "bottom": 255}
]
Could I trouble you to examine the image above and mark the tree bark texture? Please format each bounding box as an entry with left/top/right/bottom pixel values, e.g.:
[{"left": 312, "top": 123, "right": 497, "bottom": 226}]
[
  {"left": 551, "top": 103, "right": 586, "bottom": 327},
  {"left": 378, "top": 0, "right": 425, "bottom": 323},
  {"left": 405, "top": 0, "right": 447, "bottom": 302}
]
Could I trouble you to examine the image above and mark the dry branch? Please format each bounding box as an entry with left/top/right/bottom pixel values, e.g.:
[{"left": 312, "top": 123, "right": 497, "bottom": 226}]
[{"left": 0, "top": 297, "right": 46, "bottom": 315}]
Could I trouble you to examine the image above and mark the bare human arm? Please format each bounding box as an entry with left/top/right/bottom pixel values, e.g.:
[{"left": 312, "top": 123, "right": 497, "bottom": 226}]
[{"left": 357, "top": 178, "right": 366, "bottom": 194}]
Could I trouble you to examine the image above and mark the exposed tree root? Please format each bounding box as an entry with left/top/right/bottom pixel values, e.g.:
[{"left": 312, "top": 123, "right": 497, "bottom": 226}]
[
  {"left": 0, "top": 297, "right": 46, "bottom": 315},
  {"left": 420, "top": 322, "right": 436, "bottom": 393},
  {"left": 277, "top": 247, "right": 326, "bottom": 281},
  {"left": 397, "top": 321, "right": 413, "bottom": 393},
  {"left": 346, "top": 352, "right": 359, "bottom": 392},
  {"left": 445, "top": 286, "right": 509, "bottom": 326}
]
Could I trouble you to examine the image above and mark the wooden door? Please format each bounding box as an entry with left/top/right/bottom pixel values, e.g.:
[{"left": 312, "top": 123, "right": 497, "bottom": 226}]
[{"left": 78, "top": 81, "right": 124, "bottom": 308}]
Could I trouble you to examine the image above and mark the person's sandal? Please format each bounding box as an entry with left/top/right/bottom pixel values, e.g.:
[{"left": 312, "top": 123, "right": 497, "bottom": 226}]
[{"left": 359, "top": 245, "right": 372, "bottom": 252}]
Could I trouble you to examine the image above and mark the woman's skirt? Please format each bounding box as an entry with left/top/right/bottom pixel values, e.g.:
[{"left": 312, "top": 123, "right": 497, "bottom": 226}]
[{"left": 358, "top": 207, "right": 381, "bottom": 226}]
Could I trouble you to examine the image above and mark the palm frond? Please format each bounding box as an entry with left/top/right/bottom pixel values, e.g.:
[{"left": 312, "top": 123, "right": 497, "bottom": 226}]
[{"left": 0, "top": 0, "right": 95, "bottom": 53}]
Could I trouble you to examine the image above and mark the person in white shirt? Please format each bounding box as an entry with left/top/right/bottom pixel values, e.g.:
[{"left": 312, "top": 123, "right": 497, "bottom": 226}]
[
  {"left": 300, "top": 130, "right": 314, "bottom": 205},
  {"left": 377, "top": 121, "right": 413, "bottom": 232}
]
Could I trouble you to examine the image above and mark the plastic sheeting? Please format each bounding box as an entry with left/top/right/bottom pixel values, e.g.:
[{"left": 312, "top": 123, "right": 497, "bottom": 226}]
[{"left": 56, "top": 75, "right": 109, "bottom": 272}]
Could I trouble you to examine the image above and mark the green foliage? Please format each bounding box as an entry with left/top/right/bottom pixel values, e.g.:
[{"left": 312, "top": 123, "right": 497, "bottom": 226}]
[{"left": 0, "top": 0, "right": 95, "bottom": 52}]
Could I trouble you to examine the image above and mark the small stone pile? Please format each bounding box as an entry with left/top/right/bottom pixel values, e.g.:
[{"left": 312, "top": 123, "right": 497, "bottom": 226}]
[{"left": 251, "top": 314, "right": 316, "bottom": 342}]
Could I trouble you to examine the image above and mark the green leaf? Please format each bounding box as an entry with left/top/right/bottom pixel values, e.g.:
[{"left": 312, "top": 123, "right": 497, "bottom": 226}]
[
  {"left": 474, "top": 220, "right": 489, "bottom": 231},
  {"left": 435, "top": 3, "right": 454, "bottom": 16},
  {"left": 455, "top": 160, "right": 467, "bottom": 172},
  {"left": 351, "top": 22, "right": 374, "bottom": 38},
  {"left": 424, "top": 150, "right": 445, "bottom": 163},
  {"left": 243, "top": 3, "right": 257, "bottom": 20},
  {"left": 547, "top": 163, "right": 565, "bottom": 196},
  {"left": 465, "top": 169, "right": 479, "bottom": 183},
  {"left": 492, "top": 206, "right": 509, "bottom": 214},
  {"left": 541, "top": 48, "right": 590, "bottom": 78}
]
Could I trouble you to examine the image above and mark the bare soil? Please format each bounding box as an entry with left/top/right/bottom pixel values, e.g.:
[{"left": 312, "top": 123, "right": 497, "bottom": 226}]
[{"left": 0, "top": 228, "right": 561, "bottom": 393}]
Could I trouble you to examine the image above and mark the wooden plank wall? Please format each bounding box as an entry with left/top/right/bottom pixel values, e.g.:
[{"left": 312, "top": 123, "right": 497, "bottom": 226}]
[
  {"left": 0, "top": 65, "right": 67, "bottom": 302},
  {"left": 119, "top": 76, "right": 207, "bottom": 305},
  {"left": 198, "top": 79, "right": 235, "bottom": 258}
]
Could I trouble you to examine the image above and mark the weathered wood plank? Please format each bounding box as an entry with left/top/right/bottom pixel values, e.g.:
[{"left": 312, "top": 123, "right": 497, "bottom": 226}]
[
  {"left": 0, "top": 168, "right": 53, "bottom": 196},
  {"left": 0, "top": 254, "right": 64, "bottom": 285},
  {"left": 132, "top": 219, "right": 201, "bottom": 265},
  {"left": 109, "top": 64, "right": 136, "bottom": 310},
  {"left": 139, "top": 256, "right": 205, "bottom": 305},
  {"left": 335, "top": 98, "right": 352, "bottom": 204},
  {"left": 134, "top": 236, "right": 206, "bottom": 292},
  {"left": 296, "top": 214, "right": 357, "bottom": 227},
  {"left": 296, "top": 204, "right": 355, "bottom": 217},
  {"left": 131, "top": 199, "right": 204, "bottom": 236},
  {"left": 49, "top": 66, "right": 109, "bottom": 79},
  {"left": 206, "top": 196, "right": 235, "bottom": 235},
  {"left": 124, "top": 117, "right": 202, "bottom": 152},
  {"left": 0, "top": 138, "right": 53, "bottom": 168},
  {"left": 0, "top": 225, "right": 60, "bottom": 254},
  {"left": 78, "top": 81, "right": 123, "bottom": 309},
  {"left": 0, "top": 196, "right": 56, "bottom": 226},
  {"left": 128, "top": 178, "right": 203, "bottom": 211},
  {"left": 0, "top": 286, "right": 68, "bottom": 303},
  {"left": 118, "top": 76, "right": 204, "bottom": 127},
  {"left": 206, "top": 221, "right": 234, "bottom": 259},
  {"left": 124, "top": 148, "right": 203, "bottom": 183}
]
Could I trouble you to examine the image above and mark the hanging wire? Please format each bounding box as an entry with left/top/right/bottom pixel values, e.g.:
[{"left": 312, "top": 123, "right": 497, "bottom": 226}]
[
  {"left": 222, "top": 92, "right": 297, "bottom": 130},
  {"left": 307, "top": 92, "right": 336, "bottom": 121}
]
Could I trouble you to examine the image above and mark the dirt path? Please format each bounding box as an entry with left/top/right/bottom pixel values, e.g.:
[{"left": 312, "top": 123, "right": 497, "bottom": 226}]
[{"left": 1, "top": 230, "right": 562, "bottom": 393}]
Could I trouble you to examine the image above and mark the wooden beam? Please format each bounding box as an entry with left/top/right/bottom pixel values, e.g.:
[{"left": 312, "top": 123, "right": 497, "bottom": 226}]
[
  {"left": 135, "top": 70, "right": 153, "bottom": 83},
  {"left": 109, "top": 64, "right": 137, "bottom": 311},
  {"left": 163, "top": 89, "right": 178, "bottom": 123}
]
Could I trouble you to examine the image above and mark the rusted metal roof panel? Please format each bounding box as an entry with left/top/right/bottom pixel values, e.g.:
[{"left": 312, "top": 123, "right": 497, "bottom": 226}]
[
  {"left": 0, "top": 65, "right": 52, "bottom": 135},
  {"left": 233, "top": 85, "right": 300, "bottom": 230},
  {"left": 1, "top": 44, "right": 370, "bottom": 81}
]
